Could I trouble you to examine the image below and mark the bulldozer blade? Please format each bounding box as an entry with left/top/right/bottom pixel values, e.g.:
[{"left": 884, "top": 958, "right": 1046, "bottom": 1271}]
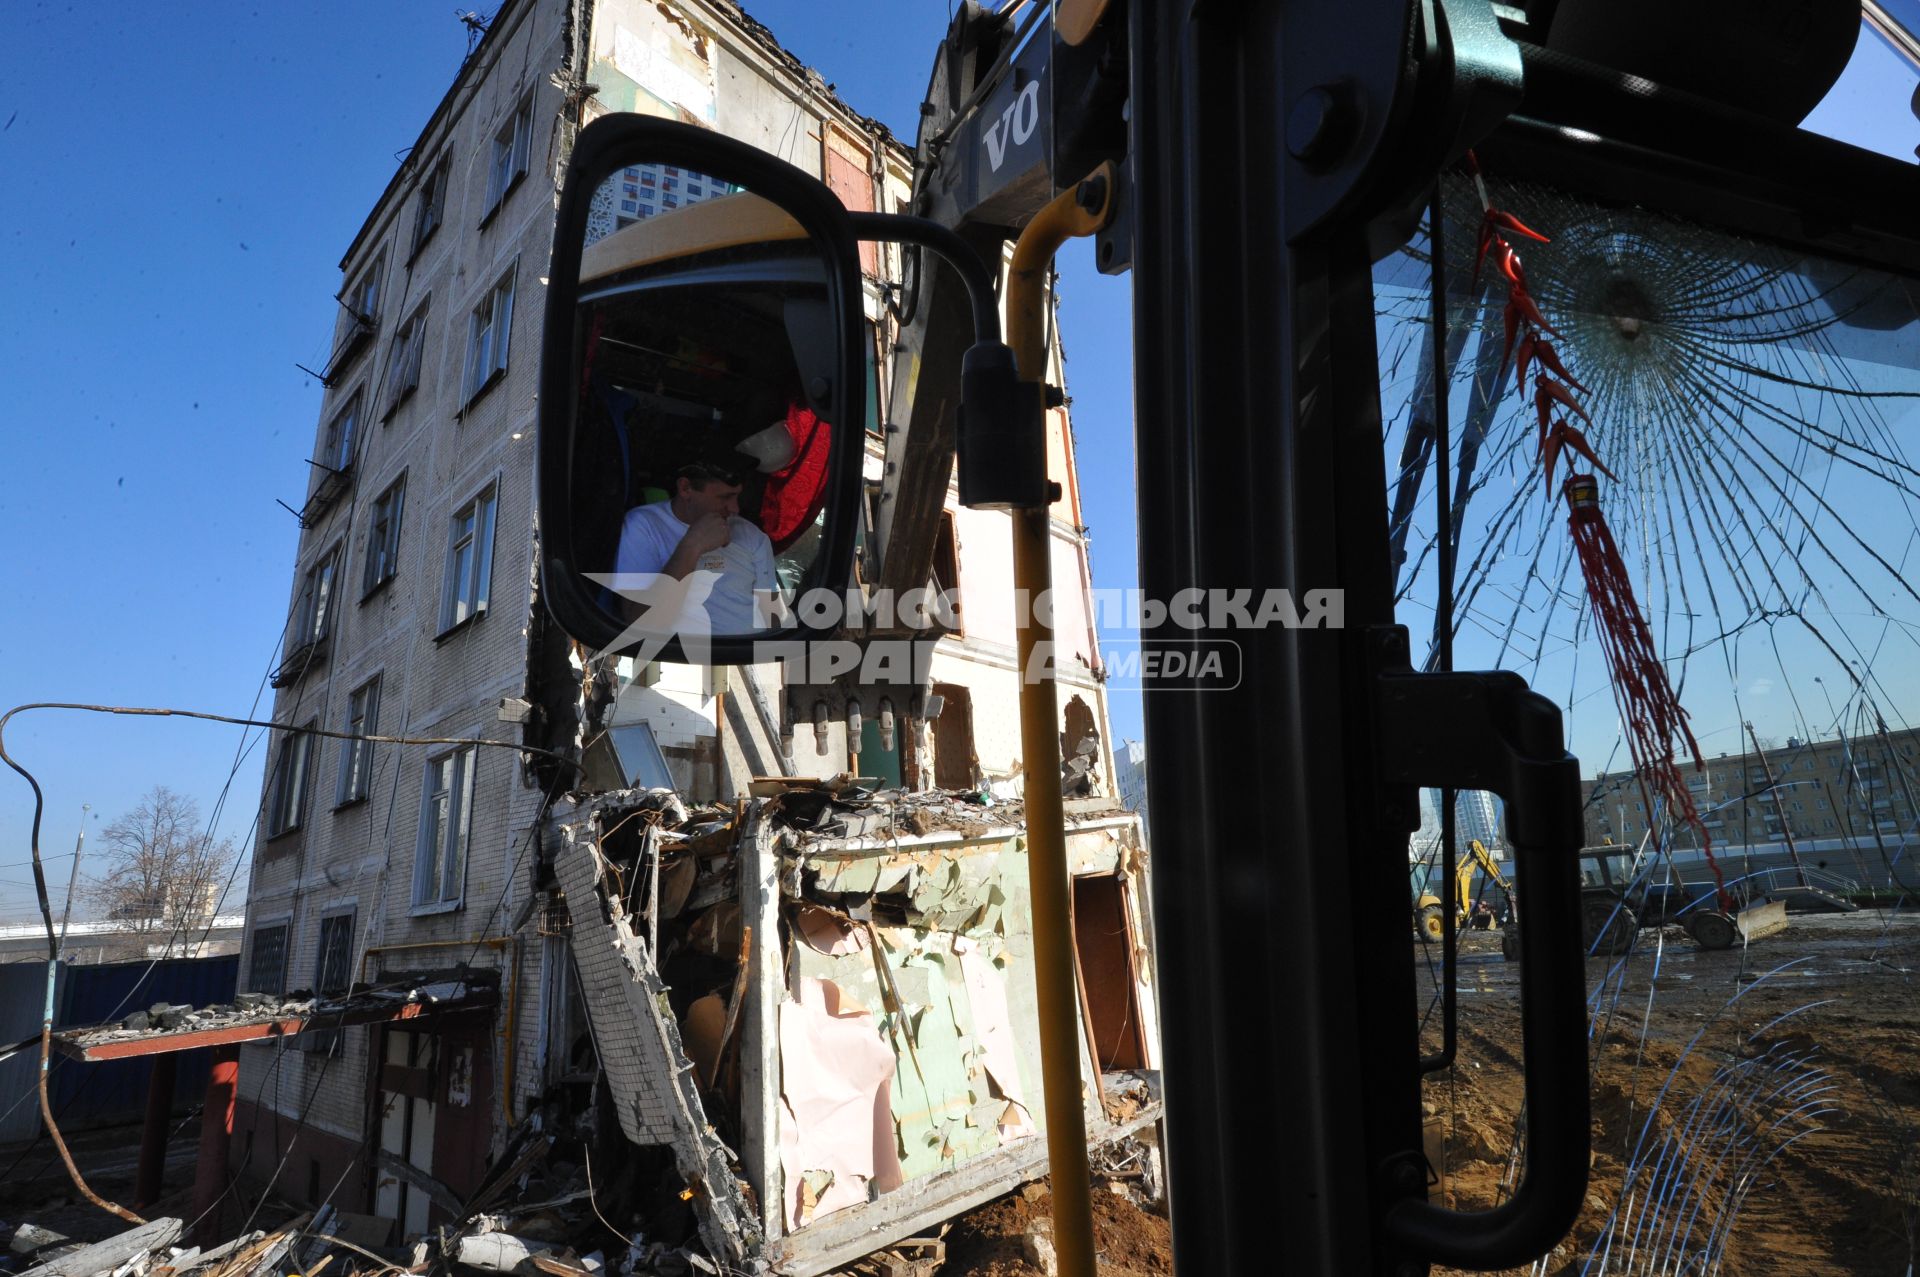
[{"left": 1736, "top": 899, "right": 1790, "bottom": 942}]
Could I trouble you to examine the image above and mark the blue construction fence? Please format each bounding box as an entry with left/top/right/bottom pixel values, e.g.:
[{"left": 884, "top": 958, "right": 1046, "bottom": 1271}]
[{"left": 0, "top": 955, "right": 238, "bottom": 1145}]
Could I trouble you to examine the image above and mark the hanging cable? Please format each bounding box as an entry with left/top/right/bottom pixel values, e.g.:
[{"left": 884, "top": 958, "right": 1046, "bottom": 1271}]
[{"left": 0, "top": 700, "right": 580, "bottom": 1219}]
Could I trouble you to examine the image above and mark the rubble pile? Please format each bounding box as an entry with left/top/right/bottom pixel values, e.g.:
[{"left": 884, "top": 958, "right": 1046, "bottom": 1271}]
[
  {"left": 535, "top": 778, "right": 1151, "bottom": 1273},
  {"left": 8, "top": 780, "right": 1151, "bottom": 1277},
  {"left": 55, "top": 984, "right": 490, "bottom": 1056},
  {"left": 4, "top": 1213, "right": 332, "bottom": 1277}
]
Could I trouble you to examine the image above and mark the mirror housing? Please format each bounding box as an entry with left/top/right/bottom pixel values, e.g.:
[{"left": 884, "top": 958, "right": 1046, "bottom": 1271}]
[{"left": 538, "top": 115, "right": 869, "bottom": 665}]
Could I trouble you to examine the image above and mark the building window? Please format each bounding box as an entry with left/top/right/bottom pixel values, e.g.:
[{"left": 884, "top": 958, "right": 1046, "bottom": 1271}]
[
  {"left": 319, "top": 392, "right": 361, "bottom": 476},
  {"left": 265, "top": 721, "right": 315, "bottom": 838},
  {"left": 246, "top": 923, "right": 288, "bottom": 996},
  {"left": 350, "top": 253, "right": 384, "bottom": 325},
  {"left": 412, "top": 154, "right": 449, "bottom": 257},
  {"left": 336, "top": 676, "right": 381, "bottom": 808},
  {"left": 462, "top": 268, "right": 515, "bottom": 403},
  {"left": 315, "top": 911, "right": 356, "bottom": 995},
  {"left": 439, "top": 482, "right": 498, "bottom": 633},
  {"left": 864, "top": 319, "right": 884, "bottom": 435},
  {"left": 292, "top": 547, "right": 340, "bottom": 649},
  {"left": 301, "top": 909, "right": 357, "bottom": 1054},
  {"left": 931, "top": 510, "right": 963, "bottom": 633},
  {"left": 275, "top": 546, "right": 341, "bottom": 687},
  {"left": 414, "top": 748, "right": 475, "bottom": 909},
  {"left": 363, "top": 475, "right": 406, "bottom": 596},
  {"left": 384, "top": 302, "right": 429, "bottom": 417},
  {"left": 610, "top": 722, "right": 676, "bottom": 790},
  {"left": 484, "top": 94, "right": 533, "bottom": 220}
]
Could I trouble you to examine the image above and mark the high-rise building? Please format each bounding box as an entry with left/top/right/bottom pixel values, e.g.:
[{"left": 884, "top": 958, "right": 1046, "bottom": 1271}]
[
  {"left": 1410, "top": 787, "right": 1505, "bottom": 857},
  {"left": 1114, "top": 738, "right": 1151, "bottom": 834}
]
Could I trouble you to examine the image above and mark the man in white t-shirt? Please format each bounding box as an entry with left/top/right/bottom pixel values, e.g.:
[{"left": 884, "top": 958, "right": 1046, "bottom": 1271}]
[{"left": 613, "top": 461, "right": 779, "bottom": 635}]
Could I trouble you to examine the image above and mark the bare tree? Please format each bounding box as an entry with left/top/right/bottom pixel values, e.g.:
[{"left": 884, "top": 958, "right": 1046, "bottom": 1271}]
[{"left": 85, "top": 787, "right": 238, "bottom": 949}]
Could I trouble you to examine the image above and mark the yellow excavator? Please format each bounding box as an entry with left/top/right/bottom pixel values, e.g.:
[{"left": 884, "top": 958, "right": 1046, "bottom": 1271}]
[{"left": 1414, "top": 839, "right": 1514, "bottom": 944}]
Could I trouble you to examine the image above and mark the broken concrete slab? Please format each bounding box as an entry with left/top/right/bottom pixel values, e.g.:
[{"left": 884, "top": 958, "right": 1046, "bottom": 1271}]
[
  {"left": 453, "top": 1231, "right": 561, "bottom": 1273},
  {"left": 10, "top": 1224, "right": 69, "bottom": 1257}
]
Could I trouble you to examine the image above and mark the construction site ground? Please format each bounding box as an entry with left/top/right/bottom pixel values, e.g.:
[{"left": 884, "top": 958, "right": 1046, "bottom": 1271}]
[
  {"left": 922, "top": 910, "right": 1920, "bottom": 1276},
  {"left": 1425, "top": 909, "right": 1920, "bottom": 1277},
  {"left": 3, "top": 911, "right": 1912, "bottom": 1275}
]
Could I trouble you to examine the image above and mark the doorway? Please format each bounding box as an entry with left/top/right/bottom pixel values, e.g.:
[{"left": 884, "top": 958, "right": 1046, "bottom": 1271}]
[
  {"left": 930, "top": 683, "right": 977, "bottom": 790},
  {"left": 1072, "top": 874, "right": 1147, "bottom": 1071}
]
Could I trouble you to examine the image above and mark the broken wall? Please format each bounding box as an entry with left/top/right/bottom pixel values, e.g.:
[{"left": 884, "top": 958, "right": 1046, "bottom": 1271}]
[{"left": 550, "top": 785, "right": 1158, "bottom": 1275}]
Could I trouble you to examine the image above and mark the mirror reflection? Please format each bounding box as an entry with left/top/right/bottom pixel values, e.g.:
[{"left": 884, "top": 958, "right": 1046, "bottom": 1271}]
[{"left": 573, "top": 161, "right": 837, "bottom": 648}]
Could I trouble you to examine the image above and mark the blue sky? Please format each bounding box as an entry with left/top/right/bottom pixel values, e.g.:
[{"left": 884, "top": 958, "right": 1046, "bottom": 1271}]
[
  {"left": 0, "top": 1, "right": 1130, "bottom": 923},
  {"left": 0, "top": 3, "right": 1914, "bottom": 920}
]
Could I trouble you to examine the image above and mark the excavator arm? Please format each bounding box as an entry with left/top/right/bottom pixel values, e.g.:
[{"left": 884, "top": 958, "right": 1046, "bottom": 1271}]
[
  {"left": 1463, "top": 837, "right": 1515, "bottom": 901},
  {"left": 874, "top": 0, "right": 1127, "bottom": 600},
  {"left": 778, "top": 1, "right": 1129, "bottom": 744}
]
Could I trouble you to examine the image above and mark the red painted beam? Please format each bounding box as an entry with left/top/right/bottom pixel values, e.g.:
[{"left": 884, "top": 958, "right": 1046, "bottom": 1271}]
[
  {"left": 53, "top": 993, "right": 497, "bottom": 1061},
  {"left": 192, "top": 1046, "right": 238, "bottom": 1247},
  {"left": 57, "top": 1017, "right": 308, "bottom": 1060},
  {"left": 135, "top": 1053, "right": 179, "bottom": 1208}
]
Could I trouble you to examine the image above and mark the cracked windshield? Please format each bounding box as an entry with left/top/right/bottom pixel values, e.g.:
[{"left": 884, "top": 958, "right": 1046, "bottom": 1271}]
[{"left": 1378, "top": 165, "right": 1920, "bottom": 1273}]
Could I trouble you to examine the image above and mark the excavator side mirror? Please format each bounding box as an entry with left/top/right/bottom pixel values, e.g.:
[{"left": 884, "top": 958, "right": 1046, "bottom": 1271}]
[{"left": 537, "top": 115, "right": 869, "bottom": 664}]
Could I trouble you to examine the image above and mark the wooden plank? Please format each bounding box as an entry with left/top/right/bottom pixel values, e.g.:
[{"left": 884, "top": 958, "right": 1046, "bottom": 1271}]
[
  {"left": 21, "top": 1219, "right": 182, "bottom": 1277},
  {"left": 173, "top": 1230, "right": 262, "bottom": 1273},
  {"left": 374, "top": 1149, "right": 464, "bottom": 1219}
]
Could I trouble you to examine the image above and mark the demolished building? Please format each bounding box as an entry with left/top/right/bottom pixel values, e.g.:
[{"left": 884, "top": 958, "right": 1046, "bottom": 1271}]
[
  {"left": 544, "top": 783, "right": 1157, "bottom": 1272},
  {"left": 208, "top": 0, "right": 1153, "bottom": 1269}
]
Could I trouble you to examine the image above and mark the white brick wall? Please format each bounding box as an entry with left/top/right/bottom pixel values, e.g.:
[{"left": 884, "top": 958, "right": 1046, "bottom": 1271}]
[{"left": 237, "top": 0, "right": 563, "bottom": 1136}]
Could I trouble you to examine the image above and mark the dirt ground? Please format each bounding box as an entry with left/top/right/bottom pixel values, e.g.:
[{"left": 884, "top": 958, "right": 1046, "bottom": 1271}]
[
  {"left": 4, "top": 913, "right": 1911, "bottom": 1276},
  {"left": 937, "top": 911, "right": 1918, "bottom": 1276},
  {"left": 939, "top": 1176, "right": 1172, "bottom": 1277},
  {"left": 1426, "top": 910, "right": 1920, "bottom": 1276}
]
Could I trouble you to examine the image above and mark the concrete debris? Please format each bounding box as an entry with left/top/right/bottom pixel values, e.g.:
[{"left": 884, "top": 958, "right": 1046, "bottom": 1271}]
[
  {"left": 1016, "top": 1217, "right": 1057, "bottom": 1277},
  {"left": 835, "top": 1236, "right": 944, "bottom": 1277},
  {"left": 20, "top": 782, "right": 1151, "bottom": 1277},
  {"left": 535, "top": 778, "right": 1153, "bottom": 1276},
  {"left": 9, "top": 1226, "right": 69, "bottom": 1259},
  {"left": 452, "top": 1231, "right": 560, "bottom": 1273},
  {"left": 59, "top": 981, "right": 490, "bottom": 1054}
]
